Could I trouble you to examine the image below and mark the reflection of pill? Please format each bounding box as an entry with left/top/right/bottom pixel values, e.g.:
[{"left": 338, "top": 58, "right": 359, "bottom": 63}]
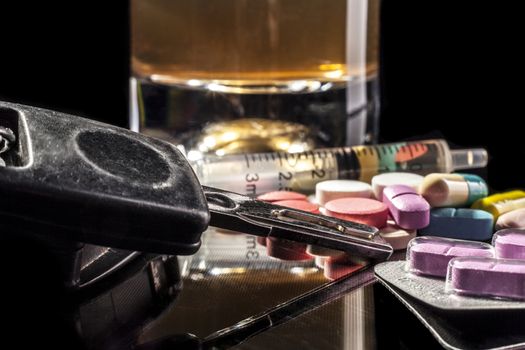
[
  {"left": 495, "top": 208, "right": 525, "bottom": 230},
  {"left": 472, "top": 190, "right": 525, "bottom": 220},
  {"left": 325, "top": 197, "right": 388, "bottom": 228},
  {"left": 420, "top": 173, "right": 488, "bottom": 207},
  {"left": 315, "top": 180, "right": 372, "bottom": 206},
  {"left": 378, "top": 220, "right": 416, "bottom": 250},
  {"left": 306, "top": 244, "right": 344, "bottom": 258},
  {"left": 257, "top": 191, "right": 307, "bottom": 203},
  {"left": 418, "top": 208, "right": 494, "bottom": 241},
  {"left": 266, "top": 237, "right": 312, "bottom": 261},
  {"left": 265, "top": 198, "right": 318, "bottom": 261},
  {"left": 256, "top": 236, "right": 267, "bottom": 246},
  {"left": 446, "top": 257, "right": 525, "bottom": 300},
  {"left": 492, "top": 229, "right": 525, "bottom": 259},
  {"left": 371, "top": 172, "right": 424, "bottom": 201},
  {"left": 315, "top": 256, "right": 327, "bottom": 269},
  {"left": 407, "top": 236, "right": 494, "bottom": 278},
  {"left": 383, "top": 185, "right": 430, "bottom": 230},
  {"left": 273, "top": 199, "right": 320, "bottom": 214},
  {"left": 324, "top": 255, "right": 363, "bottom": 280}
]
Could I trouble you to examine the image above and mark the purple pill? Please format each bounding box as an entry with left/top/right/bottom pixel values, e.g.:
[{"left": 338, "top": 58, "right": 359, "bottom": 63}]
[
  {"left": 406, "top": 236, "right": 494, "bottom": 278},
  {"left": 446, "top": 257, "right": 525, "bottom": 300},
  {"left": 383, "top": 185, "right": 430, "bottom": 230},
  {"left": 492, "top": 229, "right": 525, "bottom": 259}
]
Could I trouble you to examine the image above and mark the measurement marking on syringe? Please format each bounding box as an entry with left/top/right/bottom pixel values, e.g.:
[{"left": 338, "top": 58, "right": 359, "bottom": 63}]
[
  {"left": 277, "top": 152, "right": 283, "bottom": 166},
  {"left": 244, "top": 154, "right": 250, "bottom": 168},
  {"left": 375, "top": 146, "right": 382, "bottom": 160}
]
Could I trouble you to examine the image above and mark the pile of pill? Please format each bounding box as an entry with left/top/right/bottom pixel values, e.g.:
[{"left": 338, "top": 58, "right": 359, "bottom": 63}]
[{"left": 255, "top": 171, "right": 525, "bottom": 292}]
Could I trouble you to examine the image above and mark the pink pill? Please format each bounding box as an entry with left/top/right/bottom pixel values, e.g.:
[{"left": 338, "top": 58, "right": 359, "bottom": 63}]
[
  {"left": 266, "top": 238, "right": 313, "bottom": 261},
  {"left": 273, "top": 199, "right": 320, "bottom": 214},
  {"left": 406, "top": 236, "right": 494, "bottom": 278},
  {"left": 256, "top": 236, "right": 267, "bottom": 246},
  {"left": 324, "top": 255, "right": 364, "bottom": 280},
  {"left": 257, "top": 191, "right": 307, "bottom": 203},
  {"left": 324, "top": 197, "right": 388, "bottom": 228},
  {"left": 446, "top": 257, "right": 525, "bottom": 300}
]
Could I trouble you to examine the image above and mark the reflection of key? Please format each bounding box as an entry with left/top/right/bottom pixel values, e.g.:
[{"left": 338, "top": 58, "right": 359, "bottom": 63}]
[{"left": 0, "top": 102, "right": 392, "bottom": 261}]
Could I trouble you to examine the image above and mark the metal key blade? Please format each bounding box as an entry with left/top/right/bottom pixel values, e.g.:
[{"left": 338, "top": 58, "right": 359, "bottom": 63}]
[{"left": 203, "top": 186, "right": 393, "bottom": 261}]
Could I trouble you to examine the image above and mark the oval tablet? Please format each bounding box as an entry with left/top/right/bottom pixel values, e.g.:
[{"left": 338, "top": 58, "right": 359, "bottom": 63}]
[
  {"left": 446, "top": 257, "right": 525, "bottom": 300},
  {"left": 406, "top": 236, "right": 494, "bottom": 278},
  {"left": 383, "top": 185, "right": 430, "bottom": 230},
  {"left": 492, "top": 229, "right": 525, "bottom": 259},
  {"left": 495, "top": 208, "right": 525, "bottom": 230},
  {"left": 257, "top": 191, "right": 307, "bottom": 203},
  {"left": 324, "top": 197, "right": 388, "bottom": 228},
  {"left": 418, "top": 208, "right": 494, "bottom": 241},
  {"left": 471, "top": 190, "right": 525, "bottom": 219},
  {"left": 315, "top": 180, "right": 372, "bottom": 206},
  {"left": 371, "top": 172, "right": 424, "bottom": 201}
]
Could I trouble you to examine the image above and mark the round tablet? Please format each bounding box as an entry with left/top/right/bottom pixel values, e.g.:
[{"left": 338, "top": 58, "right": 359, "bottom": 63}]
[
  {"left": 371, "top": 172, "right": 424, "bottom": 201},
  {"left": 273, "top": 199, "right": 320, "bottom": 214},
  {"left": 324, "top": 255, "right": 364, "bottom": 280},
  {"left": 315, "top": 180, "right": 372, "bottom": 206},
  {"left": 324, "top": 197, "right": 388, "bottom": 228},
  {"left": 266, "top": 238, "right": 312, "bottom": 261},
  {"left": 257, "top": 191, "right": 307, "bottom": 203},
  {"left": 378, "top": 220, "right": 416, "bottom": 251}
]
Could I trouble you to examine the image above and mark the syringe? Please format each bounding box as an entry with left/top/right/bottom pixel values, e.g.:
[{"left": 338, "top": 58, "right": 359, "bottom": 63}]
[{"left": 189, "top": 139, "right": 488, "bottom": 196}]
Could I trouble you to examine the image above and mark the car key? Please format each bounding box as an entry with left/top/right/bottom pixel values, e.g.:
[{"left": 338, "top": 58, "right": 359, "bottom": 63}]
[{"left": 0, "top": 102, "right": 392, "bottom": 261}]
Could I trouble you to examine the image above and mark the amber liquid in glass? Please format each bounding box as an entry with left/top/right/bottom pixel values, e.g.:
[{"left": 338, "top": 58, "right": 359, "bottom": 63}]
[{"left": 131, "top": 0, "right": 380, "bottom": 152}]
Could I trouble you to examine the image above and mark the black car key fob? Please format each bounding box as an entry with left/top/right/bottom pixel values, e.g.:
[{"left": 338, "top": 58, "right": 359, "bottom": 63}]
[
  {"left": 0, "top": 102, "right": 209, "bottom": 255},
  {"left": 0, "top": 102, "right": 392, "bottom": 261}
]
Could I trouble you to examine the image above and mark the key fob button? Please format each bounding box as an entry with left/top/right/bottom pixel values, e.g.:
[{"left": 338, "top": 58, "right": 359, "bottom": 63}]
[{"left": 76, "top": 130, "right": 171, "bottom": 184}]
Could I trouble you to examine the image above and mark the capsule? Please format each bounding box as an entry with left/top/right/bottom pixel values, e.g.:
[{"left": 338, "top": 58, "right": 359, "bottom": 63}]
[{"left": 420, "top": 173, "right": 488, "bottom": 207}]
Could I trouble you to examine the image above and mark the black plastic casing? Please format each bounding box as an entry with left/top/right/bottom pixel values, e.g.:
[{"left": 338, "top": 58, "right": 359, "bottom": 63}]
[{"left": 0, "top": 102, "right": 210, "bottom": 255}]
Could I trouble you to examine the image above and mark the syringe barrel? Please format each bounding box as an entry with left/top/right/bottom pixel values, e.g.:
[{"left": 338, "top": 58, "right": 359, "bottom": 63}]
[{"left": 191, "top": 139, "right": 486, "bottom": 196}]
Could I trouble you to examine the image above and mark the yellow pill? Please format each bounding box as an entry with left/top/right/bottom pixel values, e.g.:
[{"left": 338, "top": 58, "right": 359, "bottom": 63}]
[{"left": 471, "top": 190, "right": 525, "bottom": 219}]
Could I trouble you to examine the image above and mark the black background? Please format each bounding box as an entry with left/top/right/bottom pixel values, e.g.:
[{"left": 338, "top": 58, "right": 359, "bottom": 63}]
[{"left": 0, "top": 1, "right": 523, "bottom": 189}]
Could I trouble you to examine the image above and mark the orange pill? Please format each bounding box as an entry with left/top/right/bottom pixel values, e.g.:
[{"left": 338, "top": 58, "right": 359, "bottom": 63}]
[
  {"left": 324, "top": 197, "right": 388, "bottom": 228},
  {"left": 257, "top": 191, "right": 307, "bottom": 203}
]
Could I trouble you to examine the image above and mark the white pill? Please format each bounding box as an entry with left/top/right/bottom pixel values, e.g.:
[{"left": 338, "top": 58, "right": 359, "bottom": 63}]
[
  {"left": 371, "top": 172, "right": 424, "bottom": 201},
  {"left": 315, "top": 180, "right": 372, "bottom": 206},
  {"left": 379, "top": 220, "right": 416, "bottom": 250}
]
